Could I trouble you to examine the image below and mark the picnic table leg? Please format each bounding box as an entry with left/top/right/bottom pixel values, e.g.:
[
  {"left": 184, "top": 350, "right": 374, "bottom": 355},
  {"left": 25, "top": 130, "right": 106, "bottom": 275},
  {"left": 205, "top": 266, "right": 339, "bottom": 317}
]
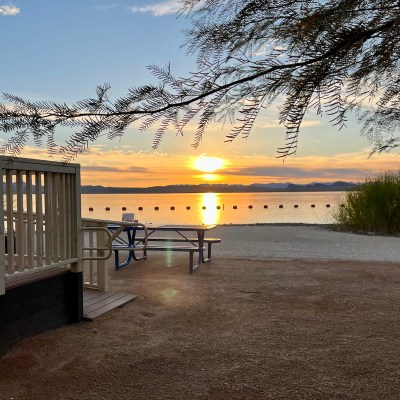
[
  {"left": 130, "top": 229, "right": 147, "bottom": 262},
  {"left": 199, "top": 232, "right": 212, "bottom": 263},
  {"left": 195, "top": 230, "right": 207, "bottom": 268},
  {"left": 190, "top": 250, "right": 202, "bottom": 273},
  {"left": 189, "top": 251, "right": 194, "bottom": 274},
  {"left": 114, "top": 248, "right": 147, "bottom": 270},
  {"left": 202, "top": 242, "right": 212, "bottom": 263},
  {"left": 114, "top": 249, "right": 133, "bottom": 270}
]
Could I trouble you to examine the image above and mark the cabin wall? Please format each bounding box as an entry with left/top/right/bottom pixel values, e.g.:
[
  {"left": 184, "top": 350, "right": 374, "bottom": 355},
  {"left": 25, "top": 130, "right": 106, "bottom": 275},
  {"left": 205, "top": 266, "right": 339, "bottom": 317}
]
[
  {"left": 0, "top": 270, "right": 82, "bottom": 357},
  {"left": 0, "top": 156, "right": 83, "bottom": 357}
]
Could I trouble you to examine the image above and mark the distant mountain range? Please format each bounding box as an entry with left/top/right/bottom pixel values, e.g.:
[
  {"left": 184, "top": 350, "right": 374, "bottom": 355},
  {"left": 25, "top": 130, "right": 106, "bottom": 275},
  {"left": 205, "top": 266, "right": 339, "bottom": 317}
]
[{"left": 81, "top": 181, "right": 358, "bottom": 194}]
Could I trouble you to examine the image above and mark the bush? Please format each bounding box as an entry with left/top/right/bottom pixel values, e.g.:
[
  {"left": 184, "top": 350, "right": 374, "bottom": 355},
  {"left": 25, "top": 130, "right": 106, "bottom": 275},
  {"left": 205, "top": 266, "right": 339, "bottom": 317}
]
[{"left": 334, "top": 171, "right": 400, "bottom": 235}]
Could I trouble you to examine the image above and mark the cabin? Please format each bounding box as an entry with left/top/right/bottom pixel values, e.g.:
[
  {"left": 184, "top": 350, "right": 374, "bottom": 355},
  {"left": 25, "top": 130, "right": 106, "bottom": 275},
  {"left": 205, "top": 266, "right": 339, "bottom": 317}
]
[{"left": 0, "top": 156, "right": 114, "bottom": 356}]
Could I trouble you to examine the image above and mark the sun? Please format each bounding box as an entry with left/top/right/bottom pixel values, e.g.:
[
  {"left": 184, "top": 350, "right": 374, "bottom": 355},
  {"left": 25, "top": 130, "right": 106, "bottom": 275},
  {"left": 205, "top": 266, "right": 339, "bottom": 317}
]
[{"left": 193, "top": 156, "right": 225, "bottom": 173}]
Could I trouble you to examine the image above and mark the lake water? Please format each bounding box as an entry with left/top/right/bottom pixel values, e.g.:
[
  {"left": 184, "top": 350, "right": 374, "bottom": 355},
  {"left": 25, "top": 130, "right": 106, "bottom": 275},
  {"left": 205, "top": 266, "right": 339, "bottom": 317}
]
[{"left": 81, "top": 191, "right": 346, "bottom": 225}]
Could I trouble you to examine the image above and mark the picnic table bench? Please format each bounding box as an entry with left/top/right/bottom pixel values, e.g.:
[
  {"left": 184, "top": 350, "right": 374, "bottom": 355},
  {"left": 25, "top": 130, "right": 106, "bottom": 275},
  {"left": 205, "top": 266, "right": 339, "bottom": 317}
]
[
  {"left": 110, "top": 224, "right": 221, "bottom": 273},
  {"left": 133, "top": 236, "right": 221, "bottom": 261}
]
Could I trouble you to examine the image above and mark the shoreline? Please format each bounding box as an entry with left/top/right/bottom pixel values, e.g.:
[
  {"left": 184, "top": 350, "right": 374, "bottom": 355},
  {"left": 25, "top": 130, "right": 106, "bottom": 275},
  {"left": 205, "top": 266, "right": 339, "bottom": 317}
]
[
  {"left": 219, "top": 222, "right": 400, "bottom": 237},
  {"left": 219, "top": 222, "right": 332, "bottom": 227},
  {"left": 212, "top": 224, "right": 400, "bottom": 263}
]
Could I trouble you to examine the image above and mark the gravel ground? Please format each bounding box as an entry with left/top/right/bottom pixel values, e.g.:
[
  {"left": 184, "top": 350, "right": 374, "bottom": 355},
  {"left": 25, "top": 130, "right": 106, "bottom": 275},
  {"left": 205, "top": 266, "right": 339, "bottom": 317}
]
[{"left": 1, "top": 225, "right": 400, "bottom": 400}]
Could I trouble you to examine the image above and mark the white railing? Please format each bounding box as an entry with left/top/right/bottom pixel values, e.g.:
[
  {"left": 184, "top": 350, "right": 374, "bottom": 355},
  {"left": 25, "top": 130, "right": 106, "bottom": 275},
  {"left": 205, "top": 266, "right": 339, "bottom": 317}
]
[
  {"left": 81, "top": 218, "right": 148, "bottom": 292},
  {"left": 82, "top": 219, "right": 113, "bottom": 292},
  {"left": 0, "top": 156, "right": 82, "bottom": 295}
]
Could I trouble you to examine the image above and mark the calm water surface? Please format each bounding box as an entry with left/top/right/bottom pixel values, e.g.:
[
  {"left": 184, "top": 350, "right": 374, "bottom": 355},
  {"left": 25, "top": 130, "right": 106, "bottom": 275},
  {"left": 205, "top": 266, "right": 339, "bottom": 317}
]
[{"left": 81, "top": 192, "right": 346, "bottom": 225}]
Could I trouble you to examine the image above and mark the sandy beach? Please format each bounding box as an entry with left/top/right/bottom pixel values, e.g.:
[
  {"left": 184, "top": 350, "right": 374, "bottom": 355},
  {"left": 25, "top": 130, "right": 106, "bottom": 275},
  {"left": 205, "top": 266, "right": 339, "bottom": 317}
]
[{"left": 1, "top": 225, "right": 400, "bottom": 399}]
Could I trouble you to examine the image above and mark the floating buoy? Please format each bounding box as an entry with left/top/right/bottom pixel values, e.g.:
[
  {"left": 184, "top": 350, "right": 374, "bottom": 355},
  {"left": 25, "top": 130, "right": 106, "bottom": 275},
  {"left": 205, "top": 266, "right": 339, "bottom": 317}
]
[
  {"left": 326, "top": 204, "right": 331, "bottom": 208},
  {"left": 233, "top": 205, "right": 238, "bottom": 209},
  {"left": 248, "top": 205, "right": 253, "bottom": 209},
  {"left": 170, "top": 206, "right": 175, "bottom": 210},
  {"left": 279, "top": 205, "right": 283, "bottom": 208},
  {"left": 138, "top": 207, "right": 143, "bottom": 211},
  {"left": 89, "top": 207, "right": 94, "bottom": 211},
  {"left": 202, "top": 206, "right": 206, "bottom": 210},
  {"left": 294, "top": 204, "right": 299, "bottom": 208},
  {"left": 105, "top": 207, "right": 110, "bottom": 211},
  {"left": 155, "top": 206, "right": 159, "bottom": 211},
  {"left": 311, "top": 204, "right": 316, "bottom": 208},
  {"left": 122, "top": 207, "right": 127, "bottom": 211},
  {"left": 186, "top": 206, "right": 191, "bottom": 210},
  {"left": 263, "top": 205, "right": 268, "bottom": 209}
]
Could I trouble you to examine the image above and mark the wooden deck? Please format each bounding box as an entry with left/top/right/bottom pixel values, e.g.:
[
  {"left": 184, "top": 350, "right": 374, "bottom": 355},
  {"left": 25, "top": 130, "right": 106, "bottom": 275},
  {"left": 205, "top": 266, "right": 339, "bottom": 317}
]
[{"left": 83, "top": 288, "right": 137, "bottom": 321}]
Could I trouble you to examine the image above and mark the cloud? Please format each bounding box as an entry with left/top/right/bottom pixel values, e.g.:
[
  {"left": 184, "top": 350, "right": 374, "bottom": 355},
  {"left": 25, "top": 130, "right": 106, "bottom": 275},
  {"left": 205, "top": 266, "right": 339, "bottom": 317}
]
[
  {"left": 213, "top": 150, "right": 400, "bottom": 184},
  {"left": 83, "top": 165, "right": 148, "bottom": 173},
  {"left": 130, "top": 0, "right": 181, "bottom": 16},
  {"left": 8, "top": 144, "right": 399, "bottom": 188},
  {"left": 0, "top": 4, "right": 20, "bottom": 16},
  {"left": 93, "top": 4, "right": 117, "bottom": 11},
  {"left": 223, "top": 166, "right": 375, "bottom": 180},
  {"left": 260, "top": 119, "right": 321, "bottom": 129}
]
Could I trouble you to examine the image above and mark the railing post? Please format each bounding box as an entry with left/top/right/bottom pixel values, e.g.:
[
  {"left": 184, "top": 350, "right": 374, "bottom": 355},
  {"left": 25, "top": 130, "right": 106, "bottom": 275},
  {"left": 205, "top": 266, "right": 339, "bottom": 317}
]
[
  {"left": 0, "top": 159, "right": 5, "bottom": 295},
  {"left": 96, "top": 226, "right": 108, "bottom": 292},
  {"left": 71, "top": 164, "right": 82, "bottom": 274}
]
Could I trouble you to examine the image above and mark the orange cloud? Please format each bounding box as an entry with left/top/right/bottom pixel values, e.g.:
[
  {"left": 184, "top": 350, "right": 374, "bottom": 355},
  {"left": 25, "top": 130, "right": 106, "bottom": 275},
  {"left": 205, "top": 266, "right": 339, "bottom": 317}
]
[{"left": 7, "top": 145, "right": 399, "bottom": 188}]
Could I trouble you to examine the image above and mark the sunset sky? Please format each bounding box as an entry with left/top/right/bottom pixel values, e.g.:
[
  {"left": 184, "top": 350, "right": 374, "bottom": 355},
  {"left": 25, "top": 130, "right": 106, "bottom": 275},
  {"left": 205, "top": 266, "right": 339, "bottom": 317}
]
[{"left": 0, "top": 0, "right": 398, "bottom": 187}]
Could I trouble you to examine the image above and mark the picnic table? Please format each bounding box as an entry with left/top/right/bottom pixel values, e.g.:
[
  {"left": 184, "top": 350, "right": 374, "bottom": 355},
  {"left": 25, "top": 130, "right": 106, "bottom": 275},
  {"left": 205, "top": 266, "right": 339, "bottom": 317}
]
[{"left": 109, "top": 224, "right": 221, "bottom": 273}]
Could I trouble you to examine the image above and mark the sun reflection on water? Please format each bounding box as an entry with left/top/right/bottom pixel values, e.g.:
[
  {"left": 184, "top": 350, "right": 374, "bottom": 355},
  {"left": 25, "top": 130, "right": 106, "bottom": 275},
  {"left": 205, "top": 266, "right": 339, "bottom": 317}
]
[{"left": 199, "top": 193, "right": 220, "bottom": 225}]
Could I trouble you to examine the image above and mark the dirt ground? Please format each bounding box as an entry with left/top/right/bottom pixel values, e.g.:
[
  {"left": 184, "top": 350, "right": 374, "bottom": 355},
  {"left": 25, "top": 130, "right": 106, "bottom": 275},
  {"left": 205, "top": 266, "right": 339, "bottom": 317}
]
[{"left": 1, "top": 253, "right": 400, "bottom": 400}]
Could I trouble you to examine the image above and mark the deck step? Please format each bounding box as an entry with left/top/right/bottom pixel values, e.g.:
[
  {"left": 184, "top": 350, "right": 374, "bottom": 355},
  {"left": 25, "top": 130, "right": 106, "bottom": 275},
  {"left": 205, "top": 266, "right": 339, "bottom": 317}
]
[{"left": 83, "top": 288, "right": 136, "bottom": 321}]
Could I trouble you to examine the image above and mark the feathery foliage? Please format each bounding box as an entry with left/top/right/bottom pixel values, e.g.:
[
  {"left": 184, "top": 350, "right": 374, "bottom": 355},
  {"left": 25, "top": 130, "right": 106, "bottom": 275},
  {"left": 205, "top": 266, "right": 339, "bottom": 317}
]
[
  {"left": 1, "top": 0, "right": 400, "bottom": 160},
  {"left": 334, "top": 171, "right": 400, "bottom": 234}
]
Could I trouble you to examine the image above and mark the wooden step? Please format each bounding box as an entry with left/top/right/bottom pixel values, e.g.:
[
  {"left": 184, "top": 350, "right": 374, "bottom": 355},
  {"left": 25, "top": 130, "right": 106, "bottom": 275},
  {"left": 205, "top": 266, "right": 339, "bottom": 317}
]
[{"left": 83, "top": 288, "right": 136, "bottom": 321}]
